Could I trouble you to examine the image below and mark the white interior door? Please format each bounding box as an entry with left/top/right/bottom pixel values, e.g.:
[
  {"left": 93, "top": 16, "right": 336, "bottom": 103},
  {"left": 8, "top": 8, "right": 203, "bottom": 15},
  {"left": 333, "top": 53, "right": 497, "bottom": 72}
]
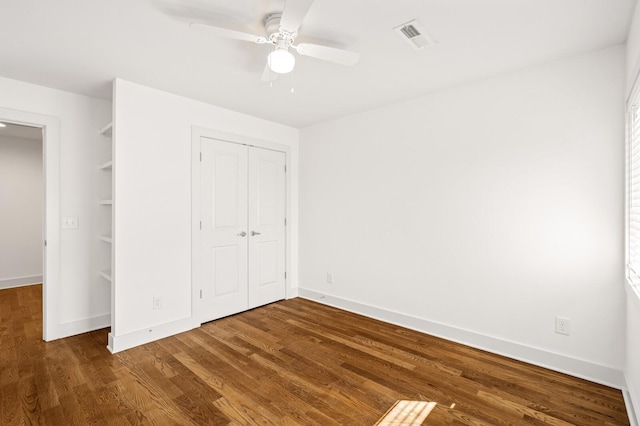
[
  {"left": 200, "top": 138, "right": 249, "bottom": 322},
  {"left": 199, "top": 137, "right": 286, "bottom": 323},
  {"left": 248, "top": 148, "right": 286, "bottom": 308}
]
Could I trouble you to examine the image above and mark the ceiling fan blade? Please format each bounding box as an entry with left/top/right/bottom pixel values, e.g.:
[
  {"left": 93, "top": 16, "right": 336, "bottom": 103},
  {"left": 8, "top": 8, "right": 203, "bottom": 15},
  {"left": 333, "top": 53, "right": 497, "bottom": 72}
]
[
  {"left": 279, "top": 0, "right": 314, "bottom": 34},
  {"left": 261, "top": 63, "right": 279, "bottom": 82},
  {"left": 295, "top": 43, "right": 359, "bottom": 66},
  {"left": 190, "top": 23, "right": 267, "bottom": 44}
]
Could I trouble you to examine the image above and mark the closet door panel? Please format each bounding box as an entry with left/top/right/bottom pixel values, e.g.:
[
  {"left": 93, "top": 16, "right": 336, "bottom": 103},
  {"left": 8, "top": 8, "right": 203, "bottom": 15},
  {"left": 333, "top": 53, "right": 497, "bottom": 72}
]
[
  {"left": 200, "top": 138, "right": 248, "bottom": 322},
  {"left": 248, "top": 147, "right": 286, "bottom": 308}
]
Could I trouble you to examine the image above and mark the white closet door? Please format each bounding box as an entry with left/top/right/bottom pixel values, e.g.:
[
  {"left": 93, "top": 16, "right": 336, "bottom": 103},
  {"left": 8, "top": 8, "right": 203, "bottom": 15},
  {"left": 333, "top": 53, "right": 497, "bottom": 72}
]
[
  {"left": 248, "top": 148, "right": 286, "bottom": 308},
  {"left": 200, "top": 138, "right": 248, "bottom": 322}
]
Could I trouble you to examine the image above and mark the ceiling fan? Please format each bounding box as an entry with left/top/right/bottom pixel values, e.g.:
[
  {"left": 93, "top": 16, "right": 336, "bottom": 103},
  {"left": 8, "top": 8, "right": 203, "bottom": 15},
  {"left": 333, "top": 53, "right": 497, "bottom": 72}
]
[{"left": 189, "top": 0, "right": 360, "bottom": 81}]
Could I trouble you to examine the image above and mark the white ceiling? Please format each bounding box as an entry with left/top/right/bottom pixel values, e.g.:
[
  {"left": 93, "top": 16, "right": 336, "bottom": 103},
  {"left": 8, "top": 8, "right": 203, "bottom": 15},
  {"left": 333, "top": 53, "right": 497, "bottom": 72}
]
[
  {"left": 0, "top": 122, "right": 42, "bottom": 141},
  {"left": 0, "top": 0, "right": 635, "bottom": 128}
]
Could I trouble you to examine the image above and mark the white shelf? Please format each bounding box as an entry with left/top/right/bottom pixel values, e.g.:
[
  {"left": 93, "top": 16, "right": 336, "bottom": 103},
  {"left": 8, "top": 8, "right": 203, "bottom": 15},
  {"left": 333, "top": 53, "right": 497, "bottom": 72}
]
[
  {"left": 99, "top": 122, "right": 113, "bottom": 137},
  {"left": 99, "top": 270, "right": 112, "bottom": 283},
  {"left": 98, "top": 120, "right": 114, "bottom": 344}
]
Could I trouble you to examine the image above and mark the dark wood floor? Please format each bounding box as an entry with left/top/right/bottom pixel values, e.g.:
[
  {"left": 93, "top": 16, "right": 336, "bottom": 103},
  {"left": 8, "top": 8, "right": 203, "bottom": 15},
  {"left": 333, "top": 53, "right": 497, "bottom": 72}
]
[{"left": 0, "top": 284, "right": 630, "bottom": 425}]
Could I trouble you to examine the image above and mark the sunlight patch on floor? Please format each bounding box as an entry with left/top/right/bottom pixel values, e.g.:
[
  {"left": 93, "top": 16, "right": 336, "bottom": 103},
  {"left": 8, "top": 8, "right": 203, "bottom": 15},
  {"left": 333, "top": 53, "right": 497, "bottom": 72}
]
[{"left": 375, "top": 400, "right": 437, "bottom": 425}]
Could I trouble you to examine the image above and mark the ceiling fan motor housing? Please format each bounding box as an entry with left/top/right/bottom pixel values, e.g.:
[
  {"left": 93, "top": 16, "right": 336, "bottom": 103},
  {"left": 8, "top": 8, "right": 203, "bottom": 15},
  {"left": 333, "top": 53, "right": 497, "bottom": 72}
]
[{"left": 264, "top": 13, "right": 295, "bottom": 44}]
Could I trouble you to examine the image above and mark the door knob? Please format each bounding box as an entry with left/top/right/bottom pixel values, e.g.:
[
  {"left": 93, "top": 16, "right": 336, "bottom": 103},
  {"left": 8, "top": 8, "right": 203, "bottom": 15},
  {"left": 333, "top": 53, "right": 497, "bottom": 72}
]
[
  {"left": 251, "top": 231, "right": 261, "bottom": 236},
  {"left": 237, "top": 231, "right": 247, "bottom": 237}
]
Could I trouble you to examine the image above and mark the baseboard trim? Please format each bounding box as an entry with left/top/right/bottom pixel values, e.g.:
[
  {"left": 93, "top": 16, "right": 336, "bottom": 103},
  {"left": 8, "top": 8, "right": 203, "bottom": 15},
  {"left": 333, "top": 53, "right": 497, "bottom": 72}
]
[
  {"left": 107, "top": 317, "right": 196, "bottom": 354},
  {"left": 287, "top": 287, "right": 299, "bottom": 299},
  {"left": 624, "top": 373, "right": 640, "bottom": 426},
  {"left": 298, "top": 288, "right": 625, "bottom": 389},
  {"left": 0, "top": 275, "right": 42, "bottom": 290},
  {"left": 623, "top": 389, "right": 639, "bottom": 426},
  {"left": 55, "top": 314, "right": 111, "bottom": 340}
]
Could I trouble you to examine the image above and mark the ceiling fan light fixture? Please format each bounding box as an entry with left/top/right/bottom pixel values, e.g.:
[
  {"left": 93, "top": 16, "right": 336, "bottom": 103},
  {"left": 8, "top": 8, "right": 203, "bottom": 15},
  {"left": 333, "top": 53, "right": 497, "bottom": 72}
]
[{"left": 268, "top": 48, "right": 295, "bottom": 74}]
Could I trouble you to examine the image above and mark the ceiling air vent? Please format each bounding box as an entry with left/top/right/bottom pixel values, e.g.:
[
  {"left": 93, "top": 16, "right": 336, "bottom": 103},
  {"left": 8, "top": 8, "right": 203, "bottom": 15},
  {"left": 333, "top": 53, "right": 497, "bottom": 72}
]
[{"left": 393, "top": 20, "right": 435, "bottom": 51}]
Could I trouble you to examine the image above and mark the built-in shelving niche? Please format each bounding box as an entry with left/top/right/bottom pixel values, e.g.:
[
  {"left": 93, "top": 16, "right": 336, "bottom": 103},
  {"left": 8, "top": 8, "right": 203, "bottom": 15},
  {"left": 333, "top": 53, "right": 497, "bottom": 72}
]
[{"left": 98, "top": 121, "right": 114, "bottom": 352}]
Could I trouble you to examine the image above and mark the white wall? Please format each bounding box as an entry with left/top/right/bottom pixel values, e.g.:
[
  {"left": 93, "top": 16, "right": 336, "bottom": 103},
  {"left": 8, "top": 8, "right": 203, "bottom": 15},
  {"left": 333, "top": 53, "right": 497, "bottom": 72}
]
[
  {"left": 111, "top": 79, "right": 298, "bottom": 351},
  {"left": 299, "top": 46, "right": 626, "bottom": 386},
  {"left": 628, "top": 2, "right": 640, "bottom": 94},
  {"left": 0, "top": 134, "right": 43, "bottom": 288},
  {"left": 0, "top": 76, "right": 112, "bottom": 338},
  {"left": 626, "top": 3, "right": 640, "bottom": 421}
]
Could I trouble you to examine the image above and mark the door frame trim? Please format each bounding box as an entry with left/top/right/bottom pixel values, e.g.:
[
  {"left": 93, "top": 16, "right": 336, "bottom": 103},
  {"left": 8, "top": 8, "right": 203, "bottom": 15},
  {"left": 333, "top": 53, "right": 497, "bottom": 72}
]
[
  {"left": 0, "top": 107, "right": 60, "bottom": 341},
  {"left": 191, "top": 126, "right": 292, "bottom": 324}
]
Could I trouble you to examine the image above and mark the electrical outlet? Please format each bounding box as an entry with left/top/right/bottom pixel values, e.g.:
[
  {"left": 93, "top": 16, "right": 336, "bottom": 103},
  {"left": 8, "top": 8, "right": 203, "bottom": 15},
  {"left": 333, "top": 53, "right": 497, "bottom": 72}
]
[
  {"left": 555, "top": 316, "right": 570, "bottom": 335},
  {"left": 153, "top": 296, "right": 163, "bottom": 310},
  {"left": 326, "top": 272, "right": 333, "bottom": 284}
]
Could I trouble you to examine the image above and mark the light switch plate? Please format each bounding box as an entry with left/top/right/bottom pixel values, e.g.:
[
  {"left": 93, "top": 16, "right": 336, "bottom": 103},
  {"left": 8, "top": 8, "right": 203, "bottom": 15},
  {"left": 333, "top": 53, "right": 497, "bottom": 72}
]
[{"left": 62, "top": 216, "right": 79, "bottom": 230}]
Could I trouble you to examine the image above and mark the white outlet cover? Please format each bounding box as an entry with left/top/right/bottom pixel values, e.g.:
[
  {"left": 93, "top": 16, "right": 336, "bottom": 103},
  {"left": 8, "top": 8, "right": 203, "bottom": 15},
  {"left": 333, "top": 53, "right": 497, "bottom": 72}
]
[{"left": 555, "top": 316, "right": 571, "bottom": 335}]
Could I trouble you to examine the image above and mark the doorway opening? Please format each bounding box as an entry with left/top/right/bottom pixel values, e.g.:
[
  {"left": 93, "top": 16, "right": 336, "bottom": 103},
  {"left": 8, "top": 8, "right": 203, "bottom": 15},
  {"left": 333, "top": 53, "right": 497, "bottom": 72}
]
[
  {"left": 0, "top": 122, "right": 43, "bottom": 286},
  {"left": 0, "top": 108, "right": 60, "bottom": 341}
]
